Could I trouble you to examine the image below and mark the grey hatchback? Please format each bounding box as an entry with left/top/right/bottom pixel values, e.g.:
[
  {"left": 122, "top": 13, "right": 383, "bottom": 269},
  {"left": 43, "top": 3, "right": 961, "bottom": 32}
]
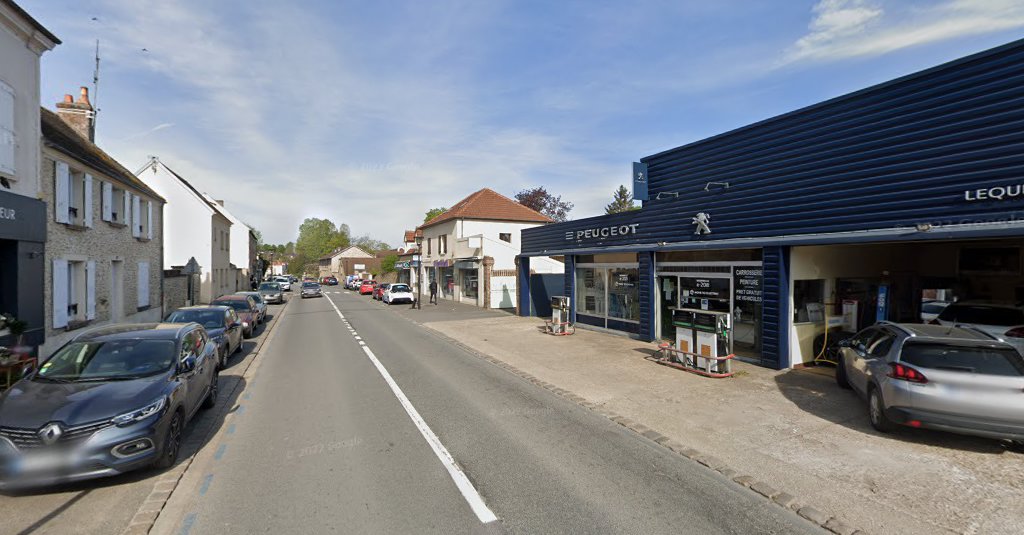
[{"left": 836, "top": 322, "right": 1024, "bottom": 445}]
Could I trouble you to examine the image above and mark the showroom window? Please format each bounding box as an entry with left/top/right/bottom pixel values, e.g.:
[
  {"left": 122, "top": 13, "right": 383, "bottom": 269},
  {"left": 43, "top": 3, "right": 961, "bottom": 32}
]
[
  {"left": 793, "top": 279, "right": 825, "bottom": 324},
  {"left": 575, "top": 263, "right": 639, "bottom": 326}
]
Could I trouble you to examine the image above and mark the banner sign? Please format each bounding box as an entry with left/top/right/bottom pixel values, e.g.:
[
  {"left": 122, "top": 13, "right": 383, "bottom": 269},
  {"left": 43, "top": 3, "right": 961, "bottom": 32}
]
[
  {"left": 632, "top": 162, "right": 649, "bottom": 202},
  {"left": 678, "top": 277, "right": 729, "bottom": 300},
  {"left": 733, "top": 267, "right": 763, "bottom": 303}
]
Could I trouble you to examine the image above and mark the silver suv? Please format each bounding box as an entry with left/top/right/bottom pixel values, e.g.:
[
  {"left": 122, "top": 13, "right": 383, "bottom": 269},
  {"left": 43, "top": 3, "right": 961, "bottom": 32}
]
[{"left": 835, "top": 322, "right": 1024, "bottom": 445}]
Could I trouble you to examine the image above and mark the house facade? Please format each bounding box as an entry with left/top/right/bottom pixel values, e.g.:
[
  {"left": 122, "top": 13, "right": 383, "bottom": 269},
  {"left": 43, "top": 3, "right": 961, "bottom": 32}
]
[
  {"left": 200, "top": 193, "right": 256, "bottom": 290},
  {"left": 418, "top": 188, "right": 562, "bottom": 309},
  {"left": 136, "top": 158, "right": 232, "bottom": 303},
  {"left": 319, "top": 245, "right": 376, "bottom": 279},
  {"left": 0, "top": 0, "right": 58, "bottom": 349},
  {"left": 40, "top": 99, "right": 165, "bottom": 355}
]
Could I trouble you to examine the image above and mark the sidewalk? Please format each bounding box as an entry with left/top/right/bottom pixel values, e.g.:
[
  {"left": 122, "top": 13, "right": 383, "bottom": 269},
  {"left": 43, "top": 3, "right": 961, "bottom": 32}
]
[{"left": 400, "top": 300, "right": 1024, "bottom": 535}]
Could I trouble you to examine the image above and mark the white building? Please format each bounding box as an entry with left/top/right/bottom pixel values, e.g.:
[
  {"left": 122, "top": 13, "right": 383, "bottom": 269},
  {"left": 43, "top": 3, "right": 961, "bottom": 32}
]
[
  {"left": 0, "top": 0, "right": 59, "bottom": 349},
  {"left": 418, "top": 188, "right": 562, "bottom": 309},
  {"left": 200, "top": 192, "right": 255, "bottom": 290},
  {"left": 135, "top": 157, "right": 233, "bottom": 303}
]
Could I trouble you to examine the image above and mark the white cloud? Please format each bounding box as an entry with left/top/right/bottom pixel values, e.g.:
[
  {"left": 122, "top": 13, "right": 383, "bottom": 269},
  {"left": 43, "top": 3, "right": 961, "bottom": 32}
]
[
  {"left": 122, "top": 122, "right": 174, "bottom": 141},
  {"left": 784, "top": 0, "right": 1024, "bottom": 64}
]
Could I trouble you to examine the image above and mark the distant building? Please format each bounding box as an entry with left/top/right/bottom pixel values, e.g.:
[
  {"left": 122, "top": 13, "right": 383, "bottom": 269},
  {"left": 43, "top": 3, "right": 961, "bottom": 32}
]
[
  {"left": 135, "top": 158, "right": 233, "bottom": 303},
  {"left": 418, "top": 188, "right": 562, "bottom": 309},
  {"left": 319, "top": 245, "right": 377, "bottom": 279}
]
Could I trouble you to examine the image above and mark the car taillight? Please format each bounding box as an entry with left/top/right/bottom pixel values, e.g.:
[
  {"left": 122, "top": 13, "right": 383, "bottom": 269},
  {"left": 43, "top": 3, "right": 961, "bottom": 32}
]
[
  {"left": 1005, "top": 327, "right": 1024, "bottom": 338},
  {"left": 888, "top": 363, "right": 928, "bottom": 384}
]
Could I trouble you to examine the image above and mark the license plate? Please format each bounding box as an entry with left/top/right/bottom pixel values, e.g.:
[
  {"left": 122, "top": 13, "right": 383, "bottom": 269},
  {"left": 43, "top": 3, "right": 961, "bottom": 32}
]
[{"left": 12, "top": 451, "right": 67, "bottom": 474}]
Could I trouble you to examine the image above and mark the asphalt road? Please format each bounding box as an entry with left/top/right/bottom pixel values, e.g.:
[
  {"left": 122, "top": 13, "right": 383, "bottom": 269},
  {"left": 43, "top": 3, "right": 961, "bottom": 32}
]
[
  {"left": 153, "top": 288, "right": 823, "bottom": 535},
  {"left": 0, "top": 301, "right": 283, "bottom": 535}
]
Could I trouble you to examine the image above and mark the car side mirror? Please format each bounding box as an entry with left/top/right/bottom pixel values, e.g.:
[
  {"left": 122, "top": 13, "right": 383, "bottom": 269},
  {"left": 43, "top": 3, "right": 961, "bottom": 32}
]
[
  {"left": 20, "top": 363, "right": 35, "bottom": 378},
  {"left": 179, "top": 355, "right": 197, "bottom": 374}
]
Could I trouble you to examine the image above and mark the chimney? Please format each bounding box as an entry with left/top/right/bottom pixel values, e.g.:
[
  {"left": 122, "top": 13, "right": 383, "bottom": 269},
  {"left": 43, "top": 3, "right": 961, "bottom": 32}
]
[{"left": 55, "top": 86, "right": 95, "bottom": 142}]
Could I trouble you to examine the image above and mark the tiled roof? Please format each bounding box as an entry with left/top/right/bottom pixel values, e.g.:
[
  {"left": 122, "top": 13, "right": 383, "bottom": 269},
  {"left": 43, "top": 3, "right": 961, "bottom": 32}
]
[
  {"left": 421, "top": 188, "right": 551, "bottom": 229},
  {"left": 403, "top": 230, "right": 416, "bottom": 243},
  {"left": 41, "top": 108, "right": 165, "bottom": 202}
]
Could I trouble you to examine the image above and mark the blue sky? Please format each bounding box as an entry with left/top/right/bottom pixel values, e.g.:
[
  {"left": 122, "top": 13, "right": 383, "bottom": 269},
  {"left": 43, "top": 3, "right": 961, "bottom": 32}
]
[{"left": 20, "top": 0, "right": 1024, "bottom": 245}]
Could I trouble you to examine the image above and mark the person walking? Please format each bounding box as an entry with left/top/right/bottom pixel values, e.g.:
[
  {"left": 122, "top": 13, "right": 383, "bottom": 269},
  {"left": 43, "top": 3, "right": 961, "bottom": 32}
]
[{"left": 429, "top": 280, "right": 438, "bottom": 305}]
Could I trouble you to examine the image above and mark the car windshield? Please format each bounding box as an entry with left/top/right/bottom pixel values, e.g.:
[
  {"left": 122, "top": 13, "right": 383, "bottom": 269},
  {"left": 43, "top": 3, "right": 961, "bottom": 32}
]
[
  {"left": 259, "top": 283, "right": 279, "bottom": 291},
  {"left": 37, "top": 339, "right": 177, "bottom": 381},
  {"left": 242, "top": 293, "right": 264, "bottom": 303},
  {"left": 921, "top": 302, "right": 948, "bottom": 314},
  {"left": 166, "top": 309, "right": 224, "bottom": 330},
  {"left": 212, "top": 300, "right": 250, "bottom": 312},
  {"left": 391, "top": 284, "right": 411, "bottom": 292},
  {"left": 901, "top": 342, "right": 1024, "bottom": 376},
  {"left": 302, "top": 282, "right": 319, "bottom": 288},
  {"left": 938, "top": 304, "right": 1024, "bottom": 326}
]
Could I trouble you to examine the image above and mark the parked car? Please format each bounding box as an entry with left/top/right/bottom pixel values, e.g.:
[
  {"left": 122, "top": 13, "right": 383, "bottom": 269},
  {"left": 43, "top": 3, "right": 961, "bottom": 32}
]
[
  {"left": 236, "top": 291, "right": 267, "bottom": 323},
  {"left": 373, "top": 283, "right": 391, "bottom": 300},
  {"left": 274, "top": 276, "right": 291, "bottom": 291},
  {"left": 933, "top": 302, "right": 1024, "bottom": 355},
  {"left": 259, "top": 281, "right": 284, "bottom": 304},
  {"left": 322, "top": 276, "right": 338, "bottom": 286},
  {"left": 920, "top": 300, "right": 950, "bottom": 323},
  {"left": 289, "top": 275, "right": 298, "bottom": 283},
  {"left": 384, "top": 283, "right": 415, "bottom": 305},
  {"left": 301, "top": 281, "right": 323, "bottom": 298},
  {"left": 835, "top": 322, "right": 1024, "bottom": 445},
  {"left": 210, "top": 295, "right": 259, "bottom": 338},
  {"left": 0, "top": 323, "right": 218, "bottom": 488},
  {"left": 165, "top": 305, "right": 242, "bottom": 369},
  {"left": 359, "top": 280, "right": 376, "bottom": 295},
  {"left": 347, "top": 278, "right": 363, "bottom": 290}
]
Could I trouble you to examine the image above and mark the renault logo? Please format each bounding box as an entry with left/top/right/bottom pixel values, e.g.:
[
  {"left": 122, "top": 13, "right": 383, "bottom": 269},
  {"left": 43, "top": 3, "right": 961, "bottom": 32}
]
[{"left": 38, "top": 423, "right": 63, "bottom": 445}]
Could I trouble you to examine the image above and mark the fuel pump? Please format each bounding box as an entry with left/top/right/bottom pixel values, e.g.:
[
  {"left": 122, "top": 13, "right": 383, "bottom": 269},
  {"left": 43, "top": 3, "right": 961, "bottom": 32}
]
[
  {"left": 673, "top": 308, "right": 730, "bottom": 373},
  {"left": 550, "top": 296, "right": 571, "bottom": 335}
]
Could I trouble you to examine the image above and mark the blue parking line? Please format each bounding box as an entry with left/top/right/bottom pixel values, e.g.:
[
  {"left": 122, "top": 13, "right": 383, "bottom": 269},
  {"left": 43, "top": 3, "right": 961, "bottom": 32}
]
[
  {"left": 178, "top": 513, "right": 197, "bottom": 535},
  {"left": 226, "top": 423, "right": 236, "bottom": 435},
  {"left": 236, "top": 405, "right": 246, "bottom": 415},
  {"left": 199, "top": 474, "right": 214, "bottom": 495},
  {"left": 214, "top": 444, "right": 227, "bottom": 460},
  {"left": 243, "top": 392, "right": 251, "bottom": 400}
]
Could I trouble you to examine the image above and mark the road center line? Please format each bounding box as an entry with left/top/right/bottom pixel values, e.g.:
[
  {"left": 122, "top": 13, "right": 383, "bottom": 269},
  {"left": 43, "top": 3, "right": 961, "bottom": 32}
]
[{"left": 325, "top": 294, "right": 498, "bottom": 524}]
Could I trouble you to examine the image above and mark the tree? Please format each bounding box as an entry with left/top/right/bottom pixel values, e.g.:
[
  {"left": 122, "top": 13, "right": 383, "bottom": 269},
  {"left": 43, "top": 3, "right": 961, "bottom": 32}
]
[
  {"left": 380, "top": 254, "right": 399, "bottom": 274},
  {"left": 351, "top": 235, "right": 391, "bottom": 253},
  {"left": 605, "top": 185, "right": 638, "bottom": 214},
  {"left": 514, "top": 187, "right": 573, "bottom": 222},
  {"left": 424, "top": 207, "right": 447, "bottom": 223},
  {"left": 295, "top": 218, "right": 348, "bottom": 267}
]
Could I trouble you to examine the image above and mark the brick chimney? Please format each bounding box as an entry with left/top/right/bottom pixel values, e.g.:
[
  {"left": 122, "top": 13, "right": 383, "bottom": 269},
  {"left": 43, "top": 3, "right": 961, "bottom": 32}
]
[{"left": 55, "top": 86, "right": 95, "bottom": 142}]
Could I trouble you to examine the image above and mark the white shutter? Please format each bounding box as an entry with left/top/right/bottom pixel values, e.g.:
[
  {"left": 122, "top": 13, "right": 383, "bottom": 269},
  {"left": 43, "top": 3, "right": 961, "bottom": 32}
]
[
  {"left": 101, "top": 182, "right": 112, "bottom": 221},
  {"left": 55, "top": 161, "right": 70, "bottom": 223},
  {"left": 132, "top": 195, "right": 141, "bottom": 237},
  {"left": 53, "top": 259, "right": 69, "bottom": 328},
  {"left": 86, "top": 260, "right": 96, "bottom": 320},
  {"left": 0, "top": 81, "right": 14, "bottom": 176},
  {"left": 138, "top": 261, "right": 150, "bottom": 307},
  {"left": 146, "top": 201, "right": 153, "bottom": 240},
  {"left": 123, "top": 189, "right": 131, "bottom": 226},
  {"left": 83, "top": 174, "right": 94, "bottom": 228}
]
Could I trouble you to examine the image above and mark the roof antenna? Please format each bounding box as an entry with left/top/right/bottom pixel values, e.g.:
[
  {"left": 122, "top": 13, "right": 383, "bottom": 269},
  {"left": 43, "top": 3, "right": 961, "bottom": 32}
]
[{"left": 91, "top": 17, "right": 101, "bottom": 138}]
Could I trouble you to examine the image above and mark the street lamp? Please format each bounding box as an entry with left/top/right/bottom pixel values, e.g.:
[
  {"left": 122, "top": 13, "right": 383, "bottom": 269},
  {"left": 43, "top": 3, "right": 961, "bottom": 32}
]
[{"left": 414, "top": 233, "right": 423, "bottom": 309}]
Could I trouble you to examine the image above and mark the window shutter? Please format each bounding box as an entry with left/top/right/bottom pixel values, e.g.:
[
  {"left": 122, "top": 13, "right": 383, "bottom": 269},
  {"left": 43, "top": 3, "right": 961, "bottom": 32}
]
[
  {"left": 53, "top": 259, "right": 69, "bottom": 328},
  {"left": 123, "top": 189, "right": 131, "bottom": 227},
  {"left": 132, "top": 195, "right": 141, "bottom": 237},
  {"left": 138, "top": 261, "right": 150, "bottom": 307},
  {"left": 101, "top": 182, "right": 112, "bottom": 221},
  {"left": 86, "top": 260, "right": 96, "bottom": 320},
  {"left": 83, "top": 174, "right": 94, "bottom": 227},
  {"left": 147, "top": 201, "right": 153, "bottom": 240},
  {"left": 0, "top": 81, "right": 14, "bottom": 176},
  {"left": 55, "top": 161, "right": 70, "bottom": 223}
]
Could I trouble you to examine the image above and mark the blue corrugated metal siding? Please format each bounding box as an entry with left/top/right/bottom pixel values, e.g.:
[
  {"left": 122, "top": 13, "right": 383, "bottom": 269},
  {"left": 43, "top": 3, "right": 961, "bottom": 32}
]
[
  {"left": 564, "top": 255, "right": 576, "bottom": 323},
  {"left": 517, "top": 257, "right": 531, "bottom": 316},
  {"left": 638, "top": 252, "right": 656, "bottom": 341},
  {"left": 761, "top": 246, "right": 789, "bottom": 369},
  {"left": 522, "top": 39, "right": 1024, "bottom": 254}
]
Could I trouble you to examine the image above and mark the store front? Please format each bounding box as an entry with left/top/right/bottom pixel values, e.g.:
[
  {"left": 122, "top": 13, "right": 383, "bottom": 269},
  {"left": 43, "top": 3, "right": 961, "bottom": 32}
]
[
  {"left": 456, "top": 260, "right": 479, "bottom": 303},
  {"left": 517, "top": 39, "right": 1024, "bottom": 369},
  {"left": 0, "top": 191, "right": 47, "bottom": 349}
]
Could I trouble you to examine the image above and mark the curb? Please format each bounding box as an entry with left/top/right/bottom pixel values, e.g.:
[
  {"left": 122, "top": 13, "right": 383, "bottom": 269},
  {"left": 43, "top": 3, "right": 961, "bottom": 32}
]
[
  {"left": 413, "top": 319, "right": 867, "bottom": 535},
  {"left": 119, "top": 296, "right": 293, "bottom": 535}
]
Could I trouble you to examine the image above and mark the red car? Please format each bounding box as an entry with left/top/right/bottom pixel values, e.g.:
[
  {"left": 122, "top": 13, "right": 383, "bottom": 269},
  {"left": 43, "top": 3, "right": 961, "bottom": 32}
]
[
  {"left": 373, "top": 283, "right": 391, "bottom": 300},
  {"left": 359, "top": 281, "right": 376, "bottom": 295}
]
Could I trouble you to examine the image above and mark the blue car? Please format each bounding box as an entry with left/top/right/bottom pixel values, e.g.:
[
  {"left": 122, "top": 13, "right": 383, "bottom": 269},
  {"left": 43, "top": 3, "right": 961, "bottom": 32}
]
[
  {"left": 0, "top": 323, "right": 219, "bottom": 489},
  {"left": 165, "top": 306, "right": 243, "bottom": 369}
]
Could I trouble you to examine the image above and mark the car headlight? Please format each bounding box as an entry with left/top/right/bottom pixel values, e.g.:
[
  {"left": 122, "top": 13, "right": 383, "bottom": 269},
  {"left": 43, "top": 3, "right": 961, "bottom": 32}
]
[{"left": 112, "top": 397, "right": 167, "bottom": 427}]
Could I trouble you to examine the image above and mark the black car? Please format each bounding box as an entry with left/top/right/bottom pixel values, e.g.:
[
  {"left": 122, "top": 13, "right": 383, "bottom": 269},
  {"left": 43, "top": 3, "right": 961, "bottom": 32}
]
[
  {"left": 165, "top": 306, "right": 243, "bottom": 369},
  {"left": 0, "top": 323, "right": 219, "bottom": 489}
]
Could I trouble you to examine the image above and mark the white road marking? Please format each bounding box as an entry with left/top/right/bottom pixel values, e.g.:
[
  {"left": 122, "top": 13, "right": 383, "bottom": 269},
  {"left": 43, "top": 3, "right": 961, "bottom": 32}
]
[{"left": 325, "top": 294, "right": 498, "bottom": 524}]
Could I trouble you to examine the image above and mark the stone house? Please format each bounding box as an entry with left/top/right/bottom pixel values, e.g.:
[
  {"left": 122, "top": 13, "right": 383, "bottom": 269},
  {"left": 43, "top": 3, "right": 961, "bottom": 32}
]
[
  {"left": 319, "top": 245, "right": 376, "bottom": 279},
  {"left": 0, "top": 0, "right": 58, "bottom": 349},
  {"left": 39, "top": 97, "right": 165, "bottom": 355},
  {"left": 135, "top": 157, "right": 233, "bottom": 303},
  {"left": 418, "top": 188, "right": 563, "bottom": 309}
]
